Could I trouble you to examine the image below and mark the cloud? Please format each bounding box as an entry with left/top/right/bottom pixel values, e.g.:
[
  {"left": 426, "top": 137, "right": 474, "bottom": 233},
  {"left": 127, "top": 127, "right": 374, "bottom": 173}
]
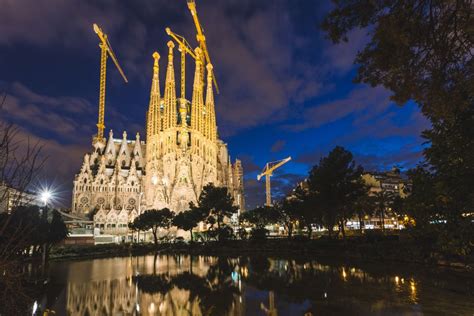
[
  {"left": 286, "top": 85, "right": 392, "bottom": 131},
  {"left": 0, "top": 0, "right": 125, "bottom": 48},
  {"left": 354, "top": 143, "right": 425, "bottom": 172},
  {"left": 239, "top": 155, "right": 261, "bottom": 174},
  {"left": 270, "top": 139, "right": 286, "bottom": 153},
  {"left": 0, "top": 0, "right": 327, "bottom": 136},
  {"left": 295, "top": 148, "right": 324, "bottom": 166},
  {"left": 2, "top": 82, "right": 144, "bottom": 143},
  {"left": 2, "top": 83, "right": 94, "bottom": 142},
  {"left": 322, "top": 28, "right": 369, "bottom": 74}
]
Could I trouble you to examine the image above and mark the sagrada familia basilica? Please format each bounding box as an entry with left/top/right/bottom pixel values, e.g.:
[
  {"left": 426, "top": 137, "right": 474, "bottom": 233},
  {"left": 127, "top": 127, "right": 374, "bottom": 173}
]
[{"left": 71, "top": 31, "right": 244, "bottom": 234}]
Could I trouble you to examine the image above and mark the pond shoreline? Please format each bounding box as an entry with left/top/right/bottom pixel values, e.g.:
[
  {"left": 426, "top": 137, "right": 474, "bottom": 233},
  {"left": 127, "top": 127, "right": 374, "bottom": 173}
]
[{"left": 50, "top": 239, "right": 473, "bottom": 271}]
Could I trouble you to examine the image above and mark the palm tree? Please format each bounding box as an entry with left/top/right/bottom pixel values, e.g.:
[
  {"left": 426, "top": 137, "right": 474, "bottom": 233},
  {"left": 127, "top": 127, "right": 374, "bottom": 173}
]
[
  {"left": 374, "top": 190, "right": 395, "bottom": 232},
  {"left": 353, "top": 194, "right": 376, "bottom": 235}
]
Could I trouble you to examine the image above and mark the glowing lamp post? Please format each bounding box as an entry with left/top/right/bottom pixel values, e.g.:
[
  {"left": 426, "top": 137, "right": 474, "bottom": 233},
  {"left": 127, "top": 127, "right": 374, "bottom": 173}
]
[{"left": 40, "top": 190, "right": 52, "bottom": 206}]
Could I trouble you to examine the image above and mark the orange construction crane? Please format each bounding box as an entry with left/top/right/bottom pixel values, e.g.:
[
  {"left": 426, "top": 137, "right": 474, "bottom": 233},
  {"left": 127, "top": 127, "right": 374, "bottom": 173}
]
[
  {"left": 186, "top": 0, "right": 219, "bottom": 93},
  {"left": 257, "top": 157, "right": 292, "bottom": 206},
  {"left": 92, "top": 23, "right": 128, "bottom": 143}
]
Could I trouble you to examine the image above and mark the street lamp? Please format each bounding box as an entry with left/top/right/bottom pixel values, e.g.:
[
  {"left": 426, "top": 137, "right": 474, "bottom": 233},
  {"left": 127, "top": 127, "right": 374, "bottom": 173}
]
[
  {"left": 38, "top": 188, "right": 54, "bottom": 271},
  {"left": 40, "top": 189, "right": 52, "bottom": 206}
]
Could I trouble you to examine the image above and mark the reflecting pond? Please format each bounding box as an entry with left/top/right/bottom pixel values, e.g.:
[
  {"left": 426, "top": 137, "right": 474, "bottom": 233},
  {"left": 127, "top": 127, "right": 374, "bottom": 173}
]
[{"left": 21, "top": 255, "right": 474, "bottom": 315}]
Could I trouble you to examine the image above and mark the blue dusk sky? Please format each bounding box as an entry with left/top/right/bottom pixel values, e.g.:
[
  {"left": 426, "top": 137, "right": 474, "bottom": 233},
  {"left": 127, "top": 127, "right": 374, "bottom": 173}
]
[{"left": 0, "top": 0, "right": 430, "bottom": 208}]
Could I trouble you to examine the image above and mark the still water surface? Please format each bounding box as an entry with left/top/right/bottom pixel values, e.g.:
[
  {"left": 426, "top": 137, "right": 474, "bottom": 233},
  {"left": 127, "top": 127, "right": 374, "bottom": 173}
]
[{"left": 32, "top": 255, "right": 473, "bottom": 315}]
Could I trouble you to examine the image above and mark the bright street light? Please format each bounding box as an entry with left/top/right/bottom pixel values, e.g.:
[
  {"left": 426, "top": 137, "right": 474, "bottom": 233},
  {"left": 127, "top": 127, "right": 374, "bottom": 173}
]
[{"left": 40, "top": 189, "right": 52, "bottom": 206}]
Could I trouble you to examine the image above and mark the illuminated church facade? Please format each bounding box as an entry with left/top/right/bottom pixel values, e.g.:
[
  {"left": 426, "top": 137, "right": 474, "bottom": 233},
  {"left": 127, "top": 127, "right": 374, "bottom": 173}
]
[{"left": 71, "top": 42, "right": 245, "bottom": 228}]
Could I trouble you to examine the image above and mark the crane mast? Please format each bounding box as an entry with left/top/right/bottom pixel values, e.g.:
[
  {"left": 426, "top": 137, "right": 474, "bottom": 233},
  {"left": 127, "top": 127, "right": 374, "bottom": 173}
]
[
  {"left": 165, "top": 27, "right": 196, "bottom": 102},
  {"left": 186, "top": 0, "right": 219, "bottom": 94},
  {"left": 257, "top": 157, "right": 292, "bottom": 206},
  {"left": 92, "top": 23, "right": 128, "bottom": 143}
]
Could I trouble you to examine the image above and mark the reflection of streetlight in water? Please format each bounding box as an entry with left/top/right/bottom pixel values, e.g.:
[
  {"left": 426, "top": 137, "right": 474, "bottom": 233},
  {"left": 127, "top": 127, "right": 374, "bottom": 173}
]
[
  {"left": 342, "top": 267, "right": 347, "bottom": 281},
  {"left": 260, "top": 291, "right": 278, "bottom": 316},
  {"left": 409, "top": 279, "right": 418, "bottom": 303}
]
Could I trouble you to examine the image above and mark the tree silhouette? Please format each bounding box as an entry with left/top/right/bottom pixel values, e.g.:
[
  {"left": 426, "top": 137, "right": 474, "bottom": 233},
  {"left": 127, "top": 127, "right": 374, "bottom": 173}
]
[
  {"left": 197, "top": 184, "right": 238, "bottom": 240},
  {"left": 173, "top": 207, "right": 200, "bottom": 241},
  {"left": 374, "top": 191, "right": 395, "bottom": 232},
  {"left": 307, "top": 146, "right": 365, "bottom": 238},
  {"left": 130, "top": 208, "right": 174, "bottom": 245}
]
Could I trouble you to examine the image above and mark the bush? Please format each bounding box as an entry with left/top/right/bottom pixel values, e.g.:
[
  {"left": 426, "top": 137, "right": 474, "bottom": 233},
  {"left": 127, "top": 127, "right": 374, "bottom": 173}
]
[
  {"left": 217, "top": 226, "right": 235, "bottom": 241},
  {"left": 250, "top": 228, "right": 268, "bottom": 241},
  {"left": 238, "top": 228, "right": 248, "bottom": 240}
]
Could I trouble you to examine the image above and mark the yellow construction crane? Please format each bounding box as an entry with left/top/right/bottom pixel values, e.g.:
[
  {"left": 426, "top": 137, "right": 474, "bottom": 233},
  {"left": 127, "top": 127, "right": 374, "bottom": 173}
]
[
  {"left": 165, "top": 27, "right": 196, "bottom": 101},
  {"left": 257, "top": 157, "right": 292, "bottom": 206},
  {"left": 92, "top": 23, "right": 128, "bottom": 143},
  {"left": 186, "top": 0, "right": 219, "bottom": 93}
]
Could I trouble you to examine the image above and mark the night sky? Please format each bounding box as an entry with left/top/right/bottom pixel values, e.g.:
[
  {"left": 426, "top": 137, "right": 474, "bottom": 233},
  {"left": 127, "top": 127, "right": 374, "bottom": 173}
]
[{"left": 0, "top": 0, "right": 429, "bottom": 209}]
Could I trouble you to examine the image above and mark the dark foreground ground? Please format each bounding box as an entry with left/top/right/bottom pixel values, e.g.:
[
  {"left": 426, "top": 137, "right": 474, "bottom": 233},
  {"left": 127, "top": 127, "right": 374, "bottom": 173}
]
[{"left": 50, "top": 237, "right": 473, "bottom": 271}]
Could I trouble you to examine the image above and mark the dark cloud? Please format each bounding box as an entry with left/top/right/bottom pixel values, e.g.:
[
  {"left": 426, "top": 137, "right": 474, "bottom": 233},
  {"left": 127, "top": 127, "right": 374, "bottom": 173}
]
[
  {"left": 239, "top": 155, "right": 260, "bottom": 174},
  {"left": 286, "top": 85, "right": 392, "bottom": 131},
  {"left": 0, "top": 0, "right": 328, "bottom": 136},
  {"left": 354, "top": 144, "right": 425, "bottom": 172},
  {"left": 270, "top": 139, "right": 286, "bottom": 153},
  {"left": 321, "top": 28, "right": 369, "bottom": 74},
  {"left": 295, "top": 148, "right": 324, "bottom": 166},
  {"left": 2, "top": 82, "right": 143, "bottom": 144}
]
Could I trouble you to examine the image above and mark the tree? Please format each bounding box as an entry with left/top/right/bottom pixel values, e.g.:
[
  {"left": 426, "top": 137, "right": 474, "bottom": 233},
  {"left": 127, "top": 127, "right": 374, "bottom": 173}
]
[
  {"left": 373, "top": 190, "right": 395, "bottom": 232},
  {"left": 321, "top": 1, "right": 474, "bottom": 235},
  {"left": 198, "top": 184, "right": 238, "bottom": 231},
  {"left": 403, "top": 166, "right": 439, "bottom": 228},
  {"left": 173, "top": 209, "right": 200, "bottom": 242},
  {"left": 287, "top": 184, "right": 320, "bottom": 238},
  {"left": 275, "top": 199, "right": 300, "bottom": 238},
  {"left": 353, "top": 193, "right": 376, "bottom": 235},
  {"left": 0, "top": 94, "right": 45, "bottom": 257},
  {"left": 307, "top": 146, "right": 365, "bottom": 238},
  {"left": 240, "top": 206, "right": 280, "bottom": 230},
  {"left": 131, "top": 208, "right": 175, "bottom": 245},
  {"left": 322, "top": 0, "right": 473, "bottom": 122},
  {"left": 240, "top": 206, "right": 281, "bottom": 241},
  {"left": 46, "top": 210, "right": 68, "bottom": 249}
]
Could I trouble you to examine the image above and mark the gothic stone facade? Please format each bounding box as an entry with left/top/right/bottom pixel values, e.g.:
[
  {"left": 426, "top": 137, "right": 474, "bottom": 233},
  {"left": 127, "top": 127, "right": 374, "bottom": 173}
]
[{"left": 72, "top": 43, "right": 244, "bottom": 231}]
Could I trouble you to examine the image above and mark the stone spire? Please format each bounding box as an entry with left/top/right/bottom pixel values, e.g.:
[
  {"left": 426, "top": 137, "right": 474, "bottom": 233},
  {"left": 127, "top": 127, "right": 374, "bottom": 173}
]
[
  {"left": 191, "top": 48, "right": 204, "bottom": 133},
  {"left": 163, "top": 41, "right": 177, "bottom": 130},
  {"left": 105, "top": 129, "right": 116, "bottom": 156},
  {"left": 147, "top": 52, "right": 161, "bottom": 139},
  {"left": 81, "top": 154, "right": 92, "bottom": 174},
  {"left": 118, "top": 131, "right": 130, "bottom": 166},
  {"left": 132, "top": 132, "right": 143, "bottom": 168},
  {"left": 205, "top": 63, "right": 216, "bottom": 141}
]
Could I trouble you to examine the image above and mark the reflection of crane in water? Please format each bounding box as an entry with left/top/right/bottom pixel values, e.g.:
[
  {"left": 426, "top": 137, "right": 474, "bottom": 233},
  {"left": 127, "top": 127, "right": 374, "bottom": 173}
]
[{"left": 260, "top": 291, "right": 278, "bottom": 316}]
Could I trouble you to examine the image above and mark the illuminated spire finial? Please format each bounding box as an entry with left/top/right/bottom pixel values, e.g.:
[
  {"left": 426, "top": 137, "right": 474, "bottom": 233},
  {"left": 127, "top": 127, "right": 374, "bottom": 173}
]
[
  {"left": 164, "top": 42, "right": 177, "bottom": 130},
  {"left": 147, "top": 51, "right": 162, "bottom": 139}
]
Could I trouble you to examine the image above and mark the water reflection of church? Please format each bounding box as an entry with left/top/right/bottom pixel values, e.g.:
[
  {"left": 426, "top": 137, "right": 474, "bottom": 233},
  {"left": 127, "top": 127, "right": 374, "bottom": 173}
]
[{"left": 64, "top": 256, "right": 246, "bottom": 315}]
